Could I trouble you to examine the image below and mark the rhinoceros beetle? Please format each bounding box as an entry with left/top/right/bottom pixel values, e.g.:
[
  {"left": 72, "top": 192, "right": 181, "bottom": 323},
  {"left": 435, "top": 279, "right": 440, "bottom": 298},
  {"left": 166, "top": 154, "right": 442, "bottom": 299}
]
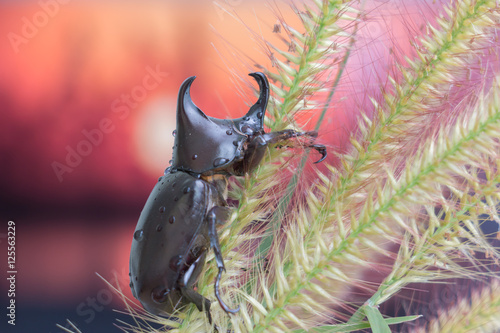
[{"left": 129, "top": 72, "right": 326, "bottom": 324}]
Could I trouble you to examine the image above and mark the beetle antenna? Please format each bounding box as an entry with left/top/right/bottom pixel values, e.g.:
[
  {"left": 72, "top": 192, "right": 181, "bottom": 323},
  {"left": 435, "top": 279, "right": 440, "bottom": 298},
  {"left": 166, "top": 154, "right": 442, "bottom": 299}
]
[{"left": 215, "top": 267, "right": 240, "bottom": 314}]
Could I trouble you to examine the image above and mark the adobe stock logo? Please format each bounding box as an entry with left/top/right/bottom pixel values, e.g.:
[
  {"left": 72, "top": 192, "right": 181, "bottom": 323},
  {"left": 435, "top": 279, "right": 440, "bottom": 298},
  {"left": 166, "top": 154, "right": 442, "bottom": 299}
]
[
  {"left": 51, "top": 65, "right": 168, "bottom": 182},
  {"left": 7, "top": 0, "right": 72, "bottom": 54}
]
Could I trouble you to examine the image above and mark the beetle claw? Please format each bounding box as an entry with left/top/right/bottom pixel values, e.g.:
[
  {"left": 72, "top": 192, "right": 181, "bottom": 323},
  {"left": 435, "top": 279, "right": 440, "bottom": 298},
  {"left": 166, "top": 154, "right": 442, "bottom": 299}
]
[
  {"left": 215, "top": 267, "right": 240, "bottom": 314},
  {"left": 312, "top": 144, "right": 327, "bottom": 164}
]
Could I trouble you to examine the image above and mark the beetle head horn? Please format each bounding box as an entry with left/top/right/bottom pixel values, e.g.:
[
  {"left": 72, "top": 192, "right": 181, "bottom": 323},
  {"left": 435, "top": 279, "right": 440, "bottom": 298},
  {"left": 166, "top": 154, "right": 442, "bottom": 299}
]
[
  {"left": 245, "top": 72, "right": 269, "bottom": 126},
  {"left": 177, "top": 76, "right": 210, "bottom": 125}
]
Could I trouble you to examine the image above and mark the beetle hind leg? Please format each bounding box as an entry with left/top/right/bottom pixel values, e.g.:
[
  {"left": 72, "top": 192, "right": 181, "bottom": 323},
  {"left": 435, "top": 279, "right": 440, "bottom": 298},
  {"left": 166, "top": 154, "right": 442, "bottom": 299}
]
[
  {"left": 180, "top": 286, "right": 213, "bottom": 323},
  {"left": 207, "top": 207, "right": 240, "bottom": 314},
  {"left": 215, "top": 267, "right": 239, "bottom": 314}
]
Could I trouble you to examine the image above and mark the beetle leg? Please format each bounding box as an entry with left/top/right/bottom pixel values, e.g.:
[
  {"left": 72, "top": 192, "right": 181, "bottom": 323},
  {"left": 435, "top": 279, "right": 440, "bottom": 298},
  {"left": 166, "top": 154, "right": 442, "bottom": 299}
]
[
  {"left": 180, "top": 286, "right": 213, "bottom": 324},
  {"left": 207, "top": 207, "right": 240, "bottom": 314},
  {"left": 261, "top": 129, "right": 327, "bottom": 164},
  {"left": 210, "top": 206, "right": 232, "bottom": 225}
]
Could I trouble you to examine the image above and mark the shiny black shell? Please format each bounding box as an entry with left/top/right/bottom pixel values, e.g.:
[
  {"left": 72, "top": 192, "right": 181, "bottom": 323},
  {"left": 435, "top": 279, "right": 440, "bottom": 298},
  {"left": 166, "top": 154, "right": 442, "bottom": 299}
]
[{"left": 129, "top": 171, "right": 222, "bottom": 316}]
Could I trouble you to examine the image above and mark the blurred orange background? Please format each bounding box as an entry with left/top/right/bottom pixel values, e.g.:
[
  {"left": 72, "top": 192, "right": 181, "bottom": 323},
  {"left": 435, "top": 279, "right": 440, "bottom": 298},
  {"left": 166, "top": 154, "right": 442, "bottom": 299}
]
[{"left": 0, "top": 0, "right": 440, "bottom": 332}]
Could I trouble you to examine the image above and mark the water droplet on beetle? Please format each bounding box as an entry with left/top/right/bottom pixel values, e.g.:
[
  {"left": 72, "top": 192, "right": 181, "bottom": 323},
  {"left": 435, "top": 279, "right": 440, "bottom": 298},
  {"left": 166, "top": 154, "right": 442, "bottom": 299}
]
[
  {"left": 183, "top": 187, "right": 191, "bottom": 194},
  {"left": 156, "top": 224, "right": 163, "bottom": 232},
  {"left": 257, "top": 111, "right": 263, "bottom": 119},
  {"left": 133, "top": 230, "right": 144, "bottom": 241},
  {"left": 233, "top": 140, "right": 239, "bottom": 146},
  {"left": 241, "top": 125, "right": 252, "bottom": 134},
  {"left": 172, "top": 130, "right": 177, "bottom": 136},
  {"left": 213, "top": 158, "right": 229, "bottom": 167},
  {"left": 169, "top": 255, "right": 183, "bottom": 271},
  {"left": 158, "top": 176, "right": 163, "bottom": 182},
  {"left": 169, "top": 216, "right": 175, "bottom": 224},
  {"left": 192, "top": 154, "right": 198, "bottom": 160},
  {"left": 151, "top": 286, "right": 170, "bottom": 303},
  {"left": 226, "top": 129, "right": 232, "bottom": 135},
  {"left": 129, "top": 282, "right": 133, "bottom": 288},
  {"left": 159, "top": 206, "right": 165, "bottom": 213},
  {"left": 244, "top": 116, "right": 250, "bottom": 121},
  {"left": 164, "top": 167, "right": 171, "bottom": 174},
  {"left": 169, "top": 160, "right": 173, "bottom": 165}
]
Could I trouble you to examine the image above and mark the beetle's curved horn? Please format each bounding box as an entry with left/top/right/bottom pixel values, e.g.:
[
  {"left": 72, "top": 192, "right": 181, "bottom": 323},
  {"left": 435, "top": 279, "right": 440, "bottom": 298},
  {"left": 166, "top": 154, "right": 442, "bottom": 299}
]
[
  {"left": 245, "top": 72, "right": 269, "bottom": 123},
  {"left": 177, "top": 76, "right": 210, "bottom": 124},
  {"left": 173, "top": 76, "right": 248, "bottom": 173}
]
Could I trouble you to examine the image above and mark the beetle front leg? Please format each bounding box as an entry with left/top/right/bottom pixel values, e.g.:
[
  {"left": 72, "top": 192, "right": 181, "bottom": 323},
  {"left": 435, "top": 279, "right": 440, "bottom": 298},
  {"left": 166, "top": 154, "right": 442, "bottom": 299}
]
[
  {"left": 207, "top": 206, "right": 240, "bottom": 314},
  {"left": 261, "top": 129, "right": 327, "bottom": 164}
]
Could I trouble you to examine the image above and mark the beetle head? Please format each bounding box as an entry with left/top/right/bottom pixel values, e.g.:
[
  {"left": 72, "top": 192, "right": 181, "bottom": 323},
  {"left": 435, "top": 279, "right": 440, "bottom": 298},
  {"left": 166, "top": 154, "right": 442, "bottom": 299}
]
[{"left": 171, "top": 72, "right": 269, "bottom": 174}]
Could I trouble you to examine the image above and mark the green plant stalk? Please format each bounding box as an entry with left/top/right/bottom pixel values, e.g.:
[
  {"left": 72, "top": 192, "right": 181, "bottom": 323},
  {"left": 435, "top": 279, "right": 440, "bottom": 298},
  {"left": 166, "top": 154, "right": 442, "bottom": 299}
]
[
  {"left": 269, "top": 0, "right": 348, "bottom": 130},
  {"left": 368, "top": 169, "right": 500, "bottom": 308},
  {"left": 255, "top": 6, "right": 359, "bottom": 270},
  {"left": 293, "top": 315, "right": 420, "bottom": 333}
]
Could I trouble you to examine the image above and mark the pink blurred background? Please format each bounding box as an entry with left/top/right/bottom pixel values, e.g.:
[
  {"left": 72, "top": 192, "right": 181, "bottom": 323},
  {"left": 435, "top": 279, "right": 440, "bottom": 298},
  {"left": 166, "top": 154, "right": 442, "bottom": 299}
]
[{"left": 0, "top": 0, "right": 453, "bottom": 332}]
